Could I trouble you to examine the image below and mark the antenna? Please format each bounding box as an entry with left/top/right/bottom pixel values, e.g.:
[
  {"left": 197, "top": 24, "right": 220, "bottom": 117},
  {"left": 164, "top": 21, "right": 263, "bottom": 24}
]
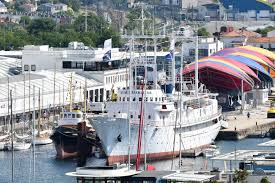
[{"left": 134, "top": 3, "right": 148, "bottom": 35}]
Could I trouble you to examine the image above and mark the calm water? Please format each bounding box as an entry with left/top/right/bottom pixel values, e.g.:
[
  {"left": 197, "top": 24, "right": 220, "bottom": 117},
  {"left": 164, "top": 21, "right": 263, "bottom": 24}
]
[{"left": 0, "top": 138, "right": 274, "bottom": 183}]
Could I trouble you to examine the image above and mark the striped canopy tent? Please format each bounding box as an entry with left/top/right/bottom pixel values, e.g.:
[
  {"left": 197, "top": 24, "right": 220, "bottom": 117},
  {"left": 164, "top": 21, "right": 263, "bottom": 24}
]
[
  {"left": 182, "top": 58, "right": 254, "bottom": 92},
  {"left": 241, "top": 45, "right": 275, "bottom": 61},
  {"left": 214, "top": 47, "right": 275, "bottom": 69},
  {"left": 223, "top": 55, "right": 272, "bottom": 82},
  {"left": 199, "top": 56, "right": 260, "bottom": 83}
]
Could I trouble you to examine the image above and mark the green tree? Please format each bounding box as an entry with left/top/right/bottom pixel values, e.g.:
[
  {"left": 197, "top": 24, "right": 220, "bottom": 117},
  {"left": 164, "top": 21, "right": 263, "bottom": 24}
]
[
  {"left": 233, "top": 169, "right": 249, "bottom": 183},
  {"left": 124, "top": 7, "right": 152, "bottom": 34},
  {"left": 260, "top": 176, "right": 271, "bottom": 183},
  {"left": 73, "top": 13, "right": 107, "bottom": 32},
  {"left": 256, "top": 26, "right": 275, "bottom": 37},
  {"left": 20, "top": 16, "right": 32, "bottom": 28},
  {"left": 27, "top": 18, "right": 56, "bottom": 34},
  {"left": 60, "top": 0, "right": 80, "bottom": 12},
  {"left": 197, "top": 27, "right": 210, "bottom": 37}
]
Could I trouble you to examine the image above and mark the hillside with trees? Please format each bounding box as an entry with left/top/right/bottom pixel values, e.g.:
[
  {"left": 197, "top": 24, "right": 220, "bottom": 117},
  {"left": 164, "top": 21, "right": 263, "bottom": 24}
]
[{"left": 0, "top": 13, "right": 122, "bottom": 50}]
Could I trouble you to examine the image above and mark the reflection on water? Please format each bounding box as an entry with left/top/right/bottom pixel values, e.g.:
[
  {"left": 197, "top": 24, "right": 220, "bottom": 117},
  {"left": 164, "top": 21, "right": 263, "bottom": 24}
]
[{"left": 0, "top": 138, "right": 273, "bottom": 183}]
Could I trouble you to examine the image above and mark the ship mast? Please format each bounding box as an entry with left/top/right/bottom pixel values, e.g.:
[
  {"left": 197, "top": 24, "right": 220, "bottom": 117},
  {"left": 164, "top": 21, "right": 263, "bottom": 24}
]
[
  {"left": 127, "top": 35, "right": 134, "bottom": 170},
  {"left": 135, "top": 77, "right": 145, "bottom": 171},
  {"left": 195, "top": 35, "right": 199, "bottom": 97}
]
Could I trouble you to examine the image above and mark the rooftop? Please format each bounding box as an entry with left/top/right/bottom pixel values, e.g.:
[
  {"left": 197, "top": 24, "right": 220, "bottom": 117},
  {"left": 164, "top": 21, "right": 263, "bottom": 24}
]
[
  {"left": 247, "top": 37, "right": 275, "bottom": 43},
  {"left": 221, "top": 29, "right": 261, "bottom": 38}
]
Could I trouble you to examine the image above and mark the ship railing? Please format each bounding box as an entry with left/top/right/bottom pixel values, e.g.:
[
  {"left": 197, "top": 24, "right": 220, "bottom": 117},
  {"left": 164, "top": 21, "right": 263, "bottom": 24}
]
[{"left": 181, "top": 107, "right": 222, "bottom": 125}]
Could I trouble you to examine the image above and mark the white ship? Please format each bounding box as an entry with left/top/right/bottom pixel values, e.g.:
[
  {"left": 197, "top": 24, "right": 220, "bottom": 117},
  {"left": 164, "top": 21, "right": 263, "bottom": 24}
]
[{"left": 90, "top": 53, "right": 226, "bottom": 165}]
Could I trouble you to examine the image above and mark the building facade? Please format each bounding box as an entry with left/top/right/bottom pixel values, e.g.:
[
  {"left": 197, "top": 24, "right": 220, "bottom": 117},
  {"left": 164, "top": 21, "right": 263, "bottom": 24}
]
[{"left": 38, "top": 3, "right": 68, "bottom": 14}]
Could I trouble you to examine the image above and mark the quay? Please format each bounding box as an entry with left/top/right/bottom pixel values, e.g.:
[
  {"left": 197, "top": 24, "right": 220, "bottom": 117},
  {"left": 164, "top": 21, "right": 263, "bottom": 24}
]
[{"left": 217, "top": 106, "right": 275, "bottom": 140}]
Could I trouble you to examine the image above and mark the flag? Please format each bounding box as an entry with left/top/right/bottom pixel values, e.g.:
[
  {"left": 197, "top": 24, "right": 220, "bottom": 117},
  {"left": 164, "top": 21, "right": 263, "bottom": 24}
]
[
  {"left": 165, "top": 38, "right": 175, "bottom": 61},
  {"left": 165, "top": 50, "right": 173, "bottom": 61},
  {"left": 103, "top": 50, "right": 111, "bottom": 61},
  {"left": 104, "top": 38, "right": 112, "bottom": 50}
]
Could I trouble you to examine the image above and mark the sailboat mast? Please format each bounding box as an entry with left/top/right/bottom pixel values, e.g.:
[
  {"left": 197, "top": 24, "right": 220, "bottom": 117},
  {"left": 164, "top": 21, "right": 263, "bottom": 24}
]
[
  {"left": 84, "top": 79, "right": 87, "bottom": 114},
  {"left": 69, "top": 73, "right": 73, "bottom": 112},
  {"left": 38, "top": 88, "right": 41, "bottom": 136},
  {"left": 10, "top": 90, "right": 14, "bottom": 183},
  {"left": 23, "top": 73, "right": 26, "bottom": 134},
  {"left": 32, "top": 85, "right": 36, "bottom": 182},
  {"left": 53, "top": 64, "right": 56, "bottom": 116},
  {"left": 7, "top": 76, "right": 9, "bottom": 132}
]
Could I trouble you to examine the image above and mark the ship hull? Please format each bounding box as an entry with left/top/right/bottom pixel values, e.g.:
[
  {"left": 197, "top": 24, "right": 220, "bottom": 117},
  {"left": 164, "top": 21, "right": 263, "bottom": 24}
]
[
  {"left": 91, "top": 115, "right": 222, "bottom": 165},
  {"left": 50, "top": 126, "right": 93, "bottom": 159},
  {"left": 50, "top": 126, "right": 79, "bottom": 159}
]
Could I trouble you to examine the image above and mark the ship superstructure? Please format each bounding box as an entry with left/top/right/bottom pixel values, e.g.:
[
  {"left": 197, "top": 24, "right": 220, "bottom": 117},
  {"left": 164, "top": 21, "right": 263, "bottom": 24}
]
[{"left": 90, "top": 54, "right": 225, "bottom": 165}]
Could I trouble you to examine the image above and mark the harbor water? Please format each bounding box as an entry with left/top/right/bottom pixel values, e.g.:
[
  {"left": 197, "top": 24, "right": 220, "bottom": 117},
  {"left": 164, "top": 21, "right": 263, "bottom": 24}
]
[{"left": 0, "top": 138, "right": 274, "bottom": 183}]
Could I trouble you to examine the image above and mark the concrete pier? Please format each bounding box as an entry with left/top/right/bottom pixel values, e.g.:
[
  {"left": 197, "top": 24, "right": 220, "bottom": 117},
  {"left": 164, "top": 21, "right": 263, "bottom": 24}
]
[{"left": 217, "top": 106, "right": 275, "bottom": 140}]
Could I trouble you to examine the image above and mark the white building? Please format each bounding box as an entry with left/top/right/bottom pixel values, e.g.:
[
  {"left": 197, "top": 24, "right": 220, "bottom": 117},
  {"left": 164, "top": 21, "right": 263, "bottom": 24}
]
[
  {"left": 0, "top": 69, "right": 103, "bottom": 121},
  {"left": 219, "top": 28, "right": 261, "bottom": 48},
  {"left": 22, "top": 45, "right": 129, "bottom": 111},
  {"left": 181, "top": 37, "right": 223, "bottom": 59},
  {"left": 38, "top": 3, "right": 67, "bottom": 14},
  {"left": 0, "top": 1, "right": 8, "bottom": 13},
  {"left": 246, "top": 37, "right": 275, "bottom": 51},
  {"left": 267, "top": 29, "right": 275, "bottom": 37}
]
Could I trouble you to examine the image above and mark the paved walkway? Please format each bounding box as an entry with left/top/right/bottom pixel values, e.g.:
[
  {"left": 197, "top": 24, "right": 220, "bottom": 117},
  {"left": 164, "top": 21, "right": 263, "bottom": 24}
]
[{"left": 223, "top": 106, "right": 275, "bottom": 132}]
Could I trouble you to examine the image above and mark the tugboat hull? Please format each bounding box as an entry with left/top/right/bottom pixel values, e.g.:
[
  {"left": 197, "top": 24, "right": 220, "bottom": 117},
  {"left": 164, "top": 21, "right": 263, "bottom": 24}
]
[
  {"left": 51, "top": 126, "right": 80, "bottom": 159},
  {"left": 51, "top": 126, "right": 96, "bottom": 159}
]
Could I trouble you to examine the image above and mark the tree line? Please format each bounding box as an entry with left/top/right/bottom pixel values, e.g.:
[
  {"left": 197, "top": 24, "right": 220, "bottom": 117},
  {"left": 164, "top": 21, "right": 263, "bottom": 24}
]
[{"left": 0, "top": 13, "right": 122, "bottom": 50}]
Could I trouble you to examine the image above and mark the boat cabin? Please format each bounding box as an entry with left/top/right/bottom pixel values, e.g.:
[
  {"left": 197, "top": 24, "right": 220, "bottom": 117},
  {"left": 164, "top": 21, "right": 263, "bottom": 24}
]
[{"left": 58, "top": 109, "right": 84, "bottom": 126}]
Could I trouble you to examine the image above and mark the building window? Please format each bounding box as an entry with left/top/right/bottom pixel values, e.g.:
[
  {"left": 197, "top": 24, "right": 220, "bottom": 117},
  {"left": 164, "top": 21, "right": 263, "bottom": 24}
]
[
  {"left": 84, "top": 62, "right": 97, "bottom": 71},
  {"left": 100, "top": 88, "right": 104, "bottom": 102},
  {"left": 71, "top": 61, "right": 83, "bottom": 69},
  {"left": 89, "top": 90, "right": 94, "bottom": 102},
  {"left": 24, "top": 65, "right": 29, "bottom": 71},
  {"left": 189, "top": 49, "right": 208, "bottom": 57},
  {"left": 106, "top": 90, "right": 110, "bottom": 100},
  {"left": 63, "top": 61, "right": 71, "bottom": 68},
  {"left": 95, "top": 89, "right": 98, "bottom": 102},
  {"left": 31, "top": 65, "right": 36, "bottom": 71}
]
